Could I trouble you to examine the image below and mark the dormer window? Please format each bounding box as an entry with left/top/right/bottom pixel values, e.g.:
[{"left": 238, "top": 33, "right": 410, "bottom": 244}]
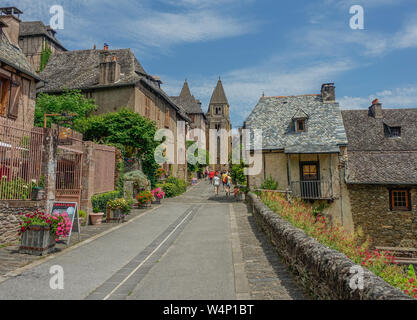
[
  {"left": 297, "top": 120, "right": 306, "bottom": 132},
  {"left": 384, "top": 124, "right": 401, "bottom": 138},
  {"left": 292, "top": 108, "right": 309, "bottom": 134}
]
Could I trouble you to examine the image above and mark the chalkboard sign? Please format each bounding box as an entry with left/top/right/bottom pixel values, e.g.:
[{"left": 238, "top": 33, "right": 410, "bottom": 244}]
[{"left": 51, "top": 202, "right": 81, "bottom": 245}]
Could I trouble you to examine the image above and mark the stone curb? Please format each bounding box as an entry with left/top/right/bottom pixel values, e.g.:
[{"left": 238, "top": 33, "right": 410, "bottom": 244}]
[
  {"left": 229, "top": 203, "right": 251, "bottom": 300},
  {"left": 247, "top": 192, "right": 413, "bottom": 300}
]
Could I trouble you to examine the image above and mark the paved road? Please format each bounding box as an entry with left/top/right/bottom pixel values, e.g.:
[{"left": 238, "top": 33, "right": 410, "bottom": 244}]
[{"left": 0, "top": 181, "right": 306, "bottom": 300}]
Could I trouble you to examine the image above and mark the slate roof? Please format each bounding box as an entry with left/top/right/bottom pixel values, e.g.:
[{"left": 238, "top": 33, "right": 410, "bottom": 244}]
[
  {"left": 209, "top": 78, "right": 229, "bottom": 105},
  {"left": 0, "top": 32, "right": 40, "bottom": 80},
  {"left": 38, "top": 48, "right": 190, "bottom": 122},
  {"left": 170, "top": 80, "right": 204, "bottom": 115},
  {"left": 38, "top": 49, "right": 146, "bottom": 92},
  {"left": 342, "top": 108, "right": 417, "bottom": 184},
  {"left": 244, "top": 94, "right": 347, "bottom": 153},
  {"left": 19, "top": 21, "right": 66, "bottom": 50}
]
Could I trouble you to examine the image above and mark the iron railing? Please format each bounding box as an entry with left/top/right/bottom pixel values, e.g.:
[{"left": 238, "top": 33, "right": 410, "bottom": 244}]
[
  {"left": 0, "top": 118, "right": 43, "bottom": 200},
  {"left": 290, "top": 180, "right": 333, "bottom": 200}
]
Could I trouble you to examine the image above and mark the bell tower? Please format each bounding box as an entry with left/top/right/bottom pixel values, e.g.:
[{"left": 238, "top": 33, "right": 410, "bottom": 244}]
[{"left": 206, "top": 77, "right": 232, "bottom": 171}]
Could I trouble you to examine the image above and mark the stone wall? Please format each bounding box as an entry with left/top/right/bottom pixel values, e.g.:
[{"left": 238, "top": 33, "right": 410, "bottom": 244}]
[
  {"left": 247, "top": 192, "right": 412, "bottom": 300},
  {"left": 0, "top": 200, "right": 46, "bottom": 245},
  {"left": 348, "top": 185, "right": 417, "bottom": 247}
]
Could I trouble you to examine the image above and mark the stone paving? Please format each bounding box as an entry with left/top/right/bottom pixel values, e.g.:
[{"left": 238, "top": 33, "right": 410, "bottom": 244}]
[
  {"left": 232, "top": 201, "right": 308, "bottom": 300},
  {"left": 0, "top": 207, "right": 153, "bottom": 279},
  {"left": 0, "top": 181, "right": 307, "bottom": 300}
]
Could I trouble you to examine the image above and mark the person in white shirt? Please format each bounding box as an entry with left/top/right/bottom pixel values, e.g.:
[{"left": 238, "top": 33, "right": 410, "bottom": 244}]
[{"left": 213, "top": 175, "right": 220, "bottom": 196}]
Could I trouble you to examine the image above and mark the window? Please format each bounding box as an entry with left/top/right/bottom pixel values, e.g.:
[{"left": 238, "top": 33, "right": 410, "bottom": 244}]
[
  {"left": 390, "top": 189, "right": 411, "bottom": 211},
  {"left": 145, "top": 97, "right": 151, "bottom": 118},
  {"left": 389, "top": 127, "right": 401, "bottom": 137},
  {"left": 165, "top": 108, "right": 170, "bottom": 128},
  {"left": 215, "top": 107, "right": 222, "bottom": 115},
  {"left": 385, "top": 125, "right": 401, "bottom": 138},
  {"left": 157, "top": 108, "right": 160, "bottom": 121},
  {"left": 0, "top": 76, "right": 11, "bottom": 117},
  {"left": 297, "top": 120, "right": 306, "bottom": 132},
  {"left": 301, "top": 164, "right": 318, "bottom": 180}
]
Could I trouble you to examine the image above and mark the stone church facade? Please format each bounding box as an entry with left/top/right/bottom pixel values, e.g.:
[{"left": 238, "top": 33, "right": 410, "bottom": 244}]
[{"left": 206, "top": 78, "right": 232, "bottom": 171}]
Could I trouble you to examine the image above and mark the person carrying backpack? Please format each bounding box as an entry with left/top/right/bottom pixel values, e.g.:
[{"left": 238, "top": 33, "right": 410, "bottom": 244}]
[{"left": 225, "top": 174, "right": 232, "bottom": 197}]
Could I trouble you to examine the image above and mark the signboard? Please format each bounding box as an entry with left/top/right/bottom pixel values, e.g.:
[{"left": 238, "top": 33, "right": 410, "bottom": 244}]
[
  {"left": 58, "top": 127, "right": 73, "bottom": 145},
  {"left": 51, "top": 201, "right": 81, "bottom": 245}
]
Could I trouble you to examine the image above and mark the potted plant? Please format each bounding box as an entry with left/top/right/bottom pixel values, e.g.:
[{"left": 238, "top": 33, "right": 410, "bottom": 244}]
[
  {"left": 90, "top": 207, "right": 104, "bottom": 225},
  {"left": 136, "top": 190, "right": 153, "bottom": 208},
  {"left": 78, "top": 210, "right": 87, "bottom": 226},
  {"left": 155, "top": 168, "right": 167, "bottom": 181},
  {"left": 151, "top": 188, "right": 165, "bottom": 204},
  {"left": 18, "top": 211, "right": 72, "bottom": 256},
  {"left": 30, "top": 176, "right": 46, "bottom": 201},
  {"left": 234, "top": 187, "right": 243, "bottom": 201},
  {"left": 107, "top": 198, "right": 131, "bottom": 223}
]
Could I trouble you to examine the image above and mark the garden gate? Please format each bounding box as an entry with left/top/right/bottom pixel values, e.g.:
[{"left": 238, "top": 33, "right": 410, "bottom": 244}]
[{"left": 55, "top": 130, "right": 83, "bottom": 208}]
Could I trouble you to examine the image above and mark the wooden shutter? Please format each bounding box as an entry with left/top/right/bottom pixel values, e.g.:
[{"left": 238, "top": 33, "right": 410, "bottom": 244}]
[
  {"left": 8, "top": 74, "right": 21, "bottom": 120},
  {"left": 0, "top": 77, "right": 10, "bottom": 117}
]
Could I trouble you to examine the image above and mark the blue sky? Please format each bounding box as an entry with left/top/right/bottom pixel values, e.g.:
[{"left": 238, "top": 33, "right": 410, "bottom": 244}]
[{"left": 7, "top": 0, "right": 417, "bottom": 127}]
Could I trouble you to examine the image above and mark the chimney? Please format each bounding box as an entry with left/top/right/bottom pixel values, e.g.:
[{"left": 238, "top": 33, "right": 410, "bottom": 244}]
[
  {"left": 99, "top": 53, "right": 120, "bottom": 85},
  {"left": 0, "top": 7, "right": 23, "bottom": 47},
  {"left": 368, "top": 99, "right": 383, "bottom": 119},
  {"left": 321, "top": 83, "right": 336, "bottom": 102}
]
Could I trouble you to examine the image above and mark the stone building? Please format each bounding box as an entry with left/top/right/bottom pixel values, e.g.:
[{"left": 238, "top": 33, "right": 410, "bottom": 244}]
[
  {"left": 342, "top": 100, "right": 417, "bottom": 247},
  {"left": 206, "top": 78, "right": 232, "bottom": 171},
  {"left": 170, "top": 80, "right": 207, "bottom": 147},
  {"left": 38, "top": 45, "right": 191, "bottom": 179},
  {"left": 19, "top": 20, "right": 67, "bottom": 72},
  {"left": 244, "top": 84, "right": 353, "bottom": 230},
  {"left": 0, "top": 7, "right": 41, "bottom": 129}
]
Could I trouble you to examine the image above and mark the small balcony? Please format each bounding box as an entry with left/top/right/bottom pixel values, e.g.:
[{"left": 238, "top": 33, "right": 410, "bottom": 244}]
[{"left": 290, "top": 180, "right": 333, "bottom": 200}]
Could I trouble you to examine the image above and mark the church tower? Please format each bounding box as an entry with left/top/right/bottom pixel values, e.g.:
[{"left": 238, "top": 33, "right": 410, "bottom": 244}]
[{"left": 206, "top": 78, "right": 232, "bottom": 171}]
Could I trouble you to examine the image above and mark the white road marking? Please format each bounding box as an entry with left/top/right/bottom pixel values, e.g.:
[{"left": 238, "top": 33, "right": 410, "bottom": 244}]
[{"left": 103, "top": 206, "right": 198, "bottom": 300}]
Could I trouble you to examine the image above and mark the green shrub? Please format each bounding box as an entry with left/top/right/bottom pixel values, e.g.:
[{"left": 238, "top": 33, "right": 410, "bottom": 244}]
[
  {"left": 78, "top": 210, "right": 87, "bottom": 218},
  {"left": 162, "top": 183, "right": 179, "bottom": 198},
  {"left": 261, "top": 175, "right": 278, "bottom": 190},
  {"left": 91, "top": 191, "right": 120, "bottom": 213}
]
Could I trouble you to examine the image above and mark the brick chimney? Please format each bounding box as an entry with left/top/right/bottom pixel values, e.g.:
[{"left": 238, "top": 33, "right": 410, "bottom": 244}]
[
  {"left": 99, "top": 53, "right": 120, "bottom": 85},
  {"left": 0, "top": 7, "right": 23, "bottom": 47},
  {"left": 321, "top": 83, "right": 336, "bottom": 102},
  {"left": 368, "top": 99, "right": 383, "bottom": 119}
]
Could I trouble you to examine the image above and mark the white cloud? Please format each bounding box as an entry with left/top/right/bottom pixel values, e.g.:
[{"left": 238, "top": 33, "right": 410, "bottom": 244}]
[
  {"left": 339, "top": 85, "right": 417, "bottom": 109},
  {"left": 125, "top": 10, "right": 255, "bottom": 47},
  {"left": 162, "top": 58, "right": 355, "bottom": 126}
]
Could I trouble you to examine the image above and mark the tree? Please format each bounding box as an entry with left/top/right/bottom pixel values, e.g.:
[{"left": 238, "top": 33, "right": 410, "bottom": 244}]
[
  {"left": 75, "top": 109, "right": 160, "bottom": 186},
  {"left": 186, "top": 140, "right": 209, "bottom": 177},
  {"left": 34, "top": 90, "right": 97, "bottom": 128}
]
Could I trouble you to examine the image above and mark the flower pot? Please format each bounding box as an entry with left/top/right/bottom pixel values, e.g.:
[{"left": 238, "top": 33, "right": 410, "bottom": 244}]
[
  {"left": 90, "top": 212, "right": 104, "bottom": 225},
  {"left": 151, "top": 198, "right": 161, "bottom": 205},
  {"left": 19, "top": 225, "right": 56, "bottom": 256},
  {"left": 31, "top": 187, "right": 45, "bottom": 201},
  {"left": 111, "top": 209, "right": 121, "bottom": 219},
  {"left": 138, "top": 203, "right": 151, "bottom": 209}
]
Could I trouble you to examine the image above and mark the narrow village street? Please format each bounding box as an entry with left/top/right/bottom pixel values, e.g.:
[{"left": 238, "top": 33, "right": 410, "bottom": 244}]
[{"left": 0, "top": 182, "right": 305, "bottom": 300}]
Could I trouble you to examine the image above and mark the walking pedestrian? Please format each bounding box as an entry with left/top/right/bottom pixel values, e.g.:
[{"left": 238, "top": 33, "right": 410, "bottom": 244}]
[
  {"left": 225, "top": 174, "right": 232, "bottom": 196},
  {"left": 213, "top": 174, "right": 220, "bottom": 196},
  {"left": 209, "top": 170, "right": 215, "bottom": 184}
]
